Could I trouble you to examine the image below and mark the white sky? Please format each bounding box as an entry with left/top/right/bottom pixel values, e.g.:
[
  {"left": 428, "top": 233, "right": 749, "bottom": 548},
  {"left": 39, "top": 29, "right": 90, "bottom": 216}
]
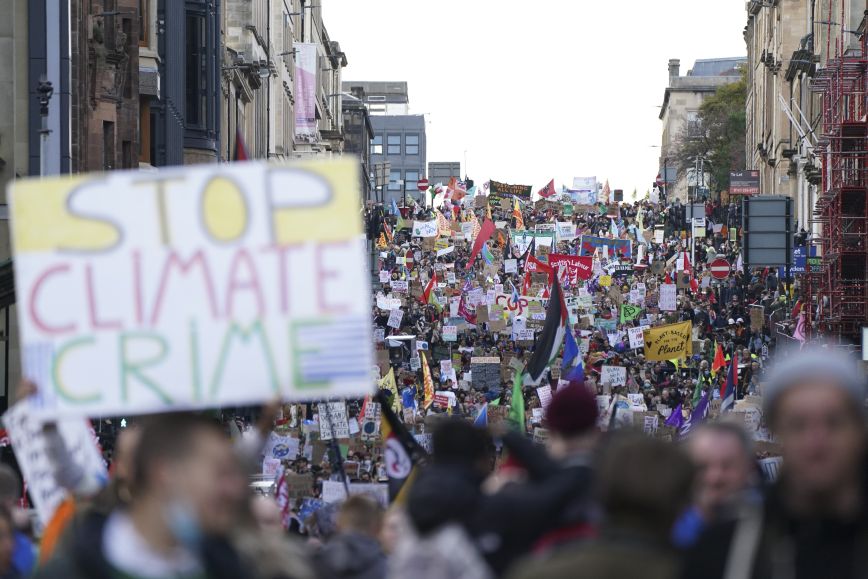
[{"left": 323, "top": 0, "right": 746, "bottom": 197}]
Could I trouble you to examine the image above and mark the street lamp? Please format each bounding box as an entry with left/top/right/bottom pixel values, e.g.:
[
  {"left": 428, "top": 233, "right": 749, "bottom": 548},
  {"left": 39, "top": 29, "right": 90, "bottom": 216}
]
[{"left": 36, "top": 76, "right": 54, "bottom": 178}]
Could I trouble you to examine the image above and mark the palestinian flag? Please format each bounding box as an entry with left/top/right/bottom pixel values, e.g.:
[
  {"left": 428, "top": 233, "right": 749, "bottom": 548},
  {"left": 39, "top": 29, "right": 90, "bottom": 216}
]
[
  {"left": 376, "top": 390, "right": 428, "bottom": 503},
  {"left": 525, "top": 276, "right": 568, "bottom": 381}
]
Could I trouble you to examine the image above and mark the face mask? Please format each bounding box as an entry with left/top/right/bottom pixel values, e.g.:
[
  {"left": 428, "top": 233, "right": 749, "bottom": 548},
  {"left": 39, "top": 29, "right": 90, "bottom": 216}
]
[{"left": 165, "top": 500, "right": 203, "bottom": 551}]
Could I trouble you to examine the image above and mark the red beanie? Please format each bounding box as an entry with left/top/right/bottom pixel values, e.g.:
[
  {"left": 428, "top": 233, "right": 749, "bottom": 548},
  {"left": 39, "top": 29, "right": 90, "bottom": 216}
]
[{"left": 545, "top": 382, "right": 598, "bottom": 436}]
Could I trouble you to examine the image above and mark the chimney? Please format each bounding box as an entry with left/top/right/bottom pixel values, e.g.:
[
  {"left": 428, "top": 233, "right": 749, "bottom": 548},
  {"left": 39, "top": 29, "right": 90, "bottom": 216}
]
[{"left": 668, "top": 59, "right": 681, "bottom": 82}]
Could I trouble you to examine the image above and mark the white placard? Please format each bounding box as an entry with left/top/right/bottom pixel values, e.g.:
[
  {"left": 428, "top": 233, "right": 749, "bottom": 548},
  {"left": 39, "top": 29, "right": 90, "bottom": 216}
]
[
  {"left": 379, "top": 271, "right": 390, "bottom": 283},
  {"left": 412, "top": 220, "right": 439, "bottom": 237},
  {"left": 627, "top": 327, "right": 645, "bottom": 350},
  {"left": 443, "top": 325, "right": 458, "bottom": 342},
  {"left": 317, "top": 402, "right": 349, "bottom": 441},
  {"left": 387, "top": 309, "right": 404, "bottom": 329},
  {"left": 504, "top": 259, "right": 517, "bottom": 274},
  {"left": 10, "top": 160, "right": 374, "bottom": 417},
  {"left": 537, "top": 385, "right": 552, "bottom": 409},
  {"left": 4, "top": 399, "right": 108, "bottom": 524},
  {"left": 600, "top": 365, "right": 627, "bottom": 387},
  {"left": 659, "top": 284, "right": 677, "bottom": 311},
  {"left": 390, "top": 280, "right": 408, "bottom": 293}
]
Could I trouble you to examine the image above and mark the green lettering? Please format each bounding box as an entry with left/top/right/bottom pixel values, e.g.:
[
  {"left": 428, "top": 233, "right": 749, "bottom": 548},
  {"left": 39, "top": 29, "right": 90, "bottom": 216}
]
[
  {"left": 52, "top": 336, "right": 101, "bottom": 403},
  {"left": 210, "top": 321, "right": 278, "bottom": 399},
  {"left": 120, "top": 332, "right": 172, "bottom": 404}
]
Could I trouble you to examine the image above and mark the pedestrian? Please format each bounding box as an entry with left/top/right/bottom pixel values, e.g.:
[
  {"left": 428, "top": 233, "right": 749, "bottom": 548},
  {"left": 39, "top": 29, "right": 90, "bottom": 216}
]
[
  {"left": 314, "top": 495, "right": 387, "bottom": 579},
  {"left": 682, "top": 347, "right": 867, "bottom": 579},
  {"left": 35, "top": 413, "right": 248, "bottom": 579},
  {"left": 507, "top": 432, "right": 694, "bottom": 579}
]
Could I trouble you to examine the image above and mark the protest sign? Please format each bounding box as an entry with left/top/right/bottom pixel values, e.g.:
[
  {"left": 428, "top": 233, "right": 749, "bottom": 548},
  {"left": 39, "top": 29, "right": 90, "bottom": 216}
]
[
  {"left": 442, "top": 325, "right": 458, "bottom": 342},
  {"left": 488, "top": 180, "right": 533, "bottom": 202},
  {"left": 600, "top": 365, "right": 627, "bottom": 387},
  {"left": 627, "top": 326, "right": 645, "bottom": 350},
  {"left": 390, "top": 280, "right": 408, "bottom": 293},
  {"left": 750, "top": 306, "right": 764, "bottom": 331},
  {"left": 379, "top": 271, "right": 390, "bottom": 284},
  {"left": 387, "top": 309, "right": 404, "bottom": 329},
  {"left": 317, "top": 402, "right": 349, "bottom": 440},
  {"left": 4, "top": 399, "right": 108, "bottom": 524},
  {"left": 579, "top": 236, "right": 632, "bottom": 259},
  {"left": 412, "top": 220, "right": 439, "bottom": 237},
  {"left": 547, "top": 254, "right": 593, "bottom": 284},
  {"left": 321, "top": 480, "right": 389, "bottom": 506},
  {"left": 643, "top": 321, "right": 693, "bottom": 362},
  {"left": 10, "top": 160, "right": 374, "bottom": 417},
  {"left": 659, "top": 284, "right": 677, "bottom": 311},
  {"left": 263, "top": 432, "right": 300, "bottom": 460},
  {"left": 504, "top": 259, "right": 517, "bottom": 274},
  {"left": 262, "top": 458, "right": 282, "bottom": 477},
  {"left": 537, "top": 384, "right": 552, "bottom": 409},
  {"left": 556, "top": 222, "right": 577, "bottom": 242},
  {"left": 470, "top": 357, "right": 500, "bottom": 391}
]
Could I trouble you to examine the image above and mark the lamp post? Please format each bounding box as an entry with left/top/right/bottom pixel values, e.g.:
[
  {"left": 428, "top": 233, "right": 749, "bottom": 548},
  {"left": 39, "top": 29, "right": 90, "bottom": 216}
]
[{"left": 36, "top": 76, "right": 54, "bottom": 178}]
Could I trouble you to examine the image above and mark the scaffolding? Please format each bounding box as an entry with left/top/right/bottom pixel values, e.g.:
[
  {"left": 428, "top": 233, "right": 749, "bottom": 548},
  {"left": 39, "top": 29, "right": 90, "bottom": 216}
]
[{"left": 807, "top": 24, "right": 868, "bottom": 342}]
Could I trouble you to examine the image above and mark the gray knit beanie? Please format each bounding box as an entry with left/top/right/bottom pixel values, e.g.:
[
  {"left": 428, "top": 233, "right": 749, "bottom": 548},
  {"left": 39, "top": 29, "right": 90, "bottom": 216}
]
[{"left": 763, "top": 346, "right": 866, "bottom": 422}]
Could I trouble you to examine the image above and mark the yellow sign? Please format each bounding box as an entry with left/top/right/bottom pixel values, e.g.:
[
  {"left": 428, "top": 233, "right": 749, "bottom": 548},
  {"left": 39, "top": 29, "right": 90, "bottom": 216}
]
[
  {"left": 599, "top": 275, "right": 612, "bottom": 287},
  {"left": 643, "top": 321, "right": 693, "bottom": 362}
]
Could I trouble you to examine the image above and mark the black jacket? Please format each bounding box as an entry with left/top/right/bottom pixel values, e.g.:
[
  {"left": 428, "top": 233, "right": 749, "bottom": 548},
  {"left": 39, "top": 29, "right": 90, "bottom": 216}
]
[
  {"left": 35, "top": 511, "right": 247, "bottom": 579},
  {"left": 681, "top": 478, "right": 868, "bottom": 579}
]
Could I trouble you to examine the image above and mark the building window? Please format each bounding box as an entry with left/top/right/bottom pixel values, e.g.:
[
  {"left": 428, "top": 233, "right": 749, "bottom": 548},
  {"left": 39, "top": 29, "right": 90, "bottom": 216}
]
[
  {"left": 368, "top": 104, "right": 386, "bottom": 113},
  {"left": 387, "top": 134, "right": 401, "bottom": 155},
  {"left": 371, "top": 135, "right": 383, "bottom": 155},
  {"left": 185, "top": 12, "right": 207, "bottom": 128},
  {"left": 103, "top": 121, "right": 116, "bottom": 170},
  {"left": 388, "top": 169, "right": 401, "bottom": 191},
  {"left": 139, "top": 0, "right": 150, "bottom": 46},
  {"left": 686, "top": 111, "right": 702, "bottom": 138},
  {"left": 404, "top": 170, "right": 419, "bottom": 191},
  {"left": 405, "top": 134, "right": 419, "bottom": 155}
]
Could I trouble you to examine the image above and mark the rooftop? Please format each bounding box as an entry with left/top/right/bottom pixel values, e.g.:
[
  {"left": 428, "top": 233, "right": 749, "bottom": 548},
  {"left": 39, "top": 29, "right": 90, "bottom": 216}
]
[{"left": 688, "top": 57, "right": 746, "bottom": 77}]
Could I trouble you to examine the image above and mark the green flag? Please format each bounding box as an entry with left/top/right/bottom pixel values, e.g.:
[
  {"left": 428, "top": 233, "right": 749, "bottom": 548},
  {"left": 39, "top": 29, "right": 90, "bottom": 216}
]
[
  {"left": 507, "top": 371, "right": 525, "bottom": 431},
  {"left": 692, "top": 373, "right": 704, "bottom": 406},
  {"left": 620, "top": 304, "right": 642, "bottom": 324}
]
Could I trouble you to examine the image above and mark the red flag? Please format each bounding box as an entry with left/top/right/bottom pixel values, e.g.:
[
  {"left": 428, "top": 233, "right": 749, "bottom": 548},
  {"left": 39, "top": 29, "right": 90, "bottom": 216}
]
[
  {"left": 458, "top": 297, "right": 477, "bottom": 325},
  {"left": 233, "top": 127, "right": 248, "bottom": 161},
  {"left": 525, "top": 253, "right": 552, "bottom": 275},
  {"left": 538, "top": 179, "right": 556, "bottom": 198},
  {"left": 421, "top": 272, "right": 437, "bottom": 304},
  {"left": 712, "top": 343, "right": 726, "bottom": 375},
  {"left": 522, "top": 271, "right": 532, "bottom": 295},
  {"left": 466, "top": 218, "right": 496, "bottom": 270}
]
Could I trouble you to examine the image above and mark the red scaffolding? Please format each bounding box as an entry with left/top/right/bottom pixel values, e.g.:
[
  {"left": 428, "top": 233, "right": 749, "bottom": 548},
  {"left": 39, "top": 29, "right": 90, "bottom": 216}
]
[{"left": 807, "top": 26, "right": 868, "bottom": 341}]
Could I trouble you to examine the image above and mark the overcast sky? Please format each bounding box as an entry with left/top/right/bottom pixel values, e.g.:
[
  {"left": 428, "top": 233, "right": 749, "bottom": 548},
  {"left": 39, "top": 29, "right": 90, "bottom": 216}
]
[{"left": 323, "top": 0, "right": 747, "bottom": 197}]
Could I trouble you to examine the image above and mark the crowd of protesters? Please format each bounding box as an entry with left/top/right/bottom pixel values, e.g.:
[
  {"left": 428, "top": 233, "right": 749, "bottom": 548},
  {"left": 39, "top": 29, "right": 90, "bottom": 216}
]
[{"left": 0, "top": 182, "right": 863, "bottom": 579}]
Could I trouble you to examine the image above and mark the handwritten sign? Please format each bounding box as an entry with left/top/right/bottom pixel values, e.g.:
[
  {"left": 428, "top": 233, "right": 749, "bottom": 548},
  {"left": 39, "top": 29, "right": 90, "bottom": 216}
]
[
  {"left": 659, "top": 284, "right": 677, "bottom": 311},
  {"left": 627, "top": 327, "right": 645, "bottom": 350},
  {"left": 412, "top": 220, "right": 439, "bottom": 238},
  {"left": 387, "top": 309, "right": 404, "bottom": 329},
  {"left": 443, "top": 325, "right": 458, "bottom": 342},
  {"left": 600, "top": 365, "right": 627, "bottom": 387},
  {"left": 317, "top": 402, "right": 349, "bottom": 440},
  {"left": 10, "top": 160, "right": 374, "bottom": 417},
  {"left": 390, "top": 280, "right": 408, "bottom": 293},
  {"left": 4, "top": 399, "right": 108, "bottom": 524}
]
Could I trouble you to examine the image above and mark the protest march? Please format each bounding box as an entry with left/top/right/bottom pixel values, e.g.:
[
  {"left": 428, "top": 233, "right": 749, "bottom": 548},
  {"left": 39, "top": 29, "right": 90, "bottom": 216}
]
[{"left": 0, "top": 154, "right": 861, "bottom": 579}]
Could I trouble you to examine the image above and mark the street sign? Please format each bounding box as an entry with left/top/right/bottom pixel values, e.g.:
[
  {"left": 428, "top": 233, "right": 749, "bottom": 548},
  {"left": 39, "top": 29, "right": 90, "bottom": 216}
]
[
  {"left": 417, "top": 178, "right": 429, "bottom": 191},
  {"left": 710, "top": 258, "right": 731, "bottom": 279}
]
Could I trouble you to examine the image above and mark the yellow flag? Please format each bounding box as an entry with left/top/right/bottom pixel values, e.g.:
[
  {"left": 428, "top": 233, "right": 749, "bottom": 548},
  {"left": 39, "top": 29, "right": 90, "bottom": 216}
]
[
  {"left": 421, "top": 351, "right": 435, "bottom": 409},
  {"left": 377, "top": 367, "right": 401, "bottom": 413},
  {"left": 643, "top": 321, "right": 692, "bottom": 362}
]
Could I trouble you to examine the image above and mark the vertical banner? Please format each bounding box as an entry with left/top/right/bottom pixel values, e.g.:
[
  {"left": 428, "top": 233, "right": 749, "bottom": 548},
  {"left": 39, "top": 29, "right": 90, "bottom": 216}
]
[
  {"left": 294, "top": 43, "right": 318, "bottom": 142},
  {"left": 9, "top": 160, "right": 374, "bottom": 417}
]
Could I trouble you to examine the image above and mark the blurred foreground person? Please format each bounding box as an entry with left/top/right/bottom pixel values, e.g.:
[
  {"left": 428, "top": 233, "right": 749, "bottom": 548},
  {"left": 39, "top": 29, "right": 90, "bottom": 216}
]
[
  {"left": 393, "top": 420, "right": 493, "bottom": 579},
  {"left": 314, "top": 495, "right": 386, "bottom": 579},
  {"left": 36, "top": 413, "right": 248, "bottom": 579},
  {"left": 673, "top": 422, "right": 756, "bottom": 548},
  {"left": 507, "top": 433, "right": 694, "bottom": 579},
  {"left": 0, "top": 507, "right": 20, "bottom": 579},
  {"left": 0, "top": 467, "right": 33, "bottom": 576},
  {"left": 682, "top": 347, "right": 867, "bottom": 579}
]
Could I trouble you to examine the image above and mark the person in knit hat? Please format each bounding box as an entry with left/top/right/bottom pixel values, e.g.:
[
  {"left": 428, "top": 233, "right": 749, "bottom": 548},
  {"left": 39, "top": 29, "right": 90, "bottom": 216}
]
[{"left": 545, "top": 380, "right": 599, "bottom": 462}]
